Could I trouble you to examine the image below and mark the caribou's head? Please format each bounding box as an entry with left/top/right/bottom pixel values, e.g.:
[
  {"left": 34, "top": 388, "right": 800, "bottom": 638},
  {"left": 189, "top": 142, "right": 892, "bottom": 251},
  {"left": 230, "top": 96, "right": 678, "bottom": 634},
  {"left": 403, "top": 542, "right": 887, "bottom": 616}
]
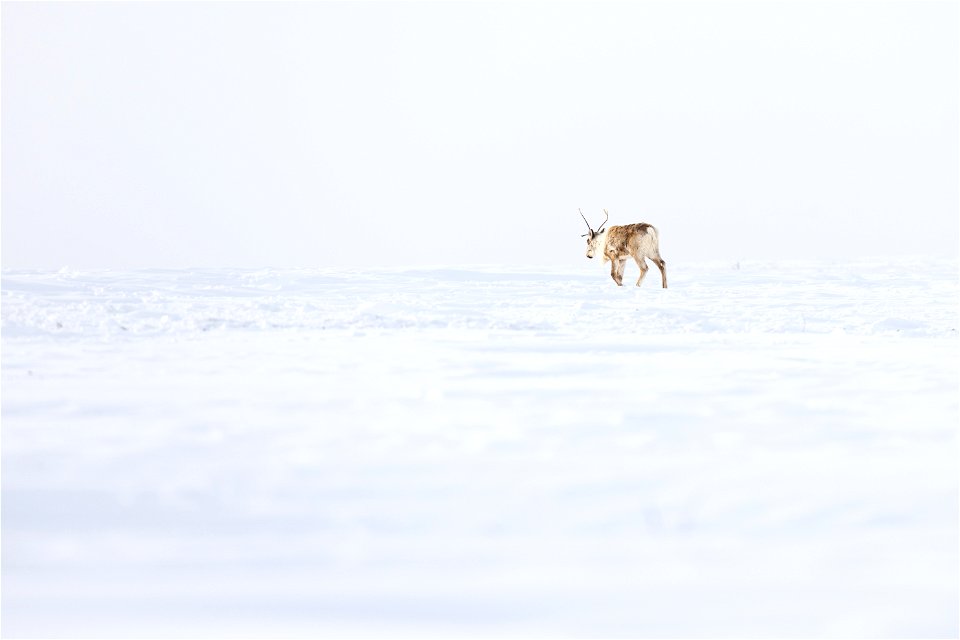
[{"left": 580, "top": 208, "right": 609, "bottom": 259}]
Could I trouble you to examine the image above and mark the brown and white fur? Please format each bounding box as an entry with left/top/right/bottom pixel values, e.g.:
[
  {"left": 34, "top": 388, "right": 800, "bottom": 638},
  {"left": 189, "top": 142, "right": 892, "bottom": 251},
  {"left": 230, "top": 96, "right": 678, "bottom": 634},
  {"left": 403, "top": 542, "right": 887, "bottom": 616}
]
[{"left": 581, "top": 209, "right": 667, "bottom": 288}]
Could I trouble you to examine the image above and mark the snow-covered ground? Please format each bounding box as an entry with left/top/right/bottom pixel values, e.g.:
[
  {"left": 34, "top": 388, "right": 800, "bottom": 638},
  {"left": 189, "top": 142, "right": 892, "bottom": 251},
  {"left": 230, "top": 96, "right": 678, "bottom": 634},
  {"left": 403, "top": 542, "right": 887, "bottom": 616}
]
[{"left": 2, "top": 258, "right": 958, "bottom": 638}]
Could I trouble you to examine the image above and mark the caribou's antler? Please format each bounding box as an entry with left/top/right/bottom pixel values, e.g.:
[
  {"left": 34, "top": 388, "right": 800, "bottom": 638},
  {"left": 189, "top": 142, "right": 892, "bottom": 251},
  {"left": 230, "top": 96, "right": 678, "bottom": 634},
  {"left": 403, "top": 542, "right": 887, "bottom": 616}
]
[
  {"left": 597, "top": 209, "right": 610, "bottom": 233},
  {"left": 579, "top": 208, "right": 593, "bottom": 237},
  {"left": 579, "top": 208, "right": 592, "bottom": 231}
]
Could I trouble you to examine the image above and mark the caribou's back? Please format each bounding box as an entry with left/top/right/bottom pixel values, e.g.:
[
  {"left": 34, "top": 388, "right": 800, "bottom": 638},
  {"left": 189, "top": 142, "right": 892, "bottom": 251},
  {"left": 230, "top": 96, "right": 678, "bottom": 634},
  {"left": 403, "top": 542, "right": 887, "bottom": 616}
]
[{"left": 605, "top": 223, "right": 661, "bottom": 261}]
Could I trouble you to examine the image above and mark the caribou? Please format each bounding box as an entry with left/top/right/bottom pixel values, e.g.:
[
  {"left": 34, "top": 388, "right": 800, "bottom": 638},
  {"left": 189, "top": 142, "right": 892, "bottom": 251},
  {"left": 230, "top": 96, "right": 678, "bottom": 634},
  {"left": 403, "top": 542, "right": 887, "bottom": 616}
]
[{"left": 580, "top": 209, "right": 667, "bottom": 288}]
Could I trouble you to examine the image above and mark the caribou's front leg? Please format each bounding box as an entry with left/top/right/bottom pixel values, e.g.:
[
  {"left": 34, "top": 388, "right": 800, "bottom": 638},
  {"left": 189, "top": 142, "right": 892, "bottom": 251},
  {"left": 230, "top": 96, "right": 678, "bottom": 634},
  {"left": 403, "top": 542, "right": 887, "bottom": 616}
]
[{"left": 610, "top": 258, "right": 626, "bottom": 286}]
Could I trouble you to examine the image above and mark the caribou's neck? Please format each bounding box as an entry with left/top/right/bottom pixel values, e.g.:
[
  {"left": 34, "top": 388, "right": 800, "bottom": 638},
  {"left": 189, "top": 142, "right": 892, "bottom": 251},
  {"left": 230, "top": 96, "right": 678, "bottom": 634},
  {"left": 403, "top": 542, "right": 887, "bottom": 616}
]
[{"left": 596, "top": 229, "right": 610, "bottom": 260}]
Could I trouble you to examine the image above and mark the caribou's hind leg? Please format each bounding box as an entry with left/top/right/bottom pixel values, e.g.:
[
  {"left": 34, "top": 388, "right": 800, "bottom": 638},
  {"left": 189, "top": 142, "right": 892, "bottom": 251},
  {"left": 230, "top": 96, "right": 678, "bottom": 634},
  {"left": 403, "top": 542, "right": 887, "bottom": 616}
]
[
  {"left": 634, "top": 256, "right": 649, "bottom": 287},
  {"left": 652, "top": 256, "right": 667, "bottom": 288}
]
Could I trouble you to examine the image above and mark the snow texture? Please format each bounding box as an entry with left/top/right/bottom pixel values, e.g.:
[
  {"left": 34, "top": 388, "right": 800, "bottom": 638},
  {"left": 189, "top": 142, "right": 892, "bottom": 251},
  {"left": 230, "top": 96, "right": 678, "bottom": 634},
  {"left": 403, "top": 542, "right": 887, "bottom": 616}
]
[{"left": 2, "top": 259, "right": 958, "bottom": 638}]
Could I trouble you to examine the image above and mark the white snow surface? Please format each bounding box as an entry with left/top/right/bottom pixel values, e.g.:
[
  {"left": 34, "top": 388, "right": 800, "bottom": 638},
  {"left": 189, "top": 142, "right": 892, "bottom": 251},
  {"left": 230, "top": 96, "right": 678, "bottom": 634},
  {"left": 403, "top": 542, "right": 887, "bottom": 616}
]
[{"left": 2, "top": 258, "right": 958, "bottom": 638}]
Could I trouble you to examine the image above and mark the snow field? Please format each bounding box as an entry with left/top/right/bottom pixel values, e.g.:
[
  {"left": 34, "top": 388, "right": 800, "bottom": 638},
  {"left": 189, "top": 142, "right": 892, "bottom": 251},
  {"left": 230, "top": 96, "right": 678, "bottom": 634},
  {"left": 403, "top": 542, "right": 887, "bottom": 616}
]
[{"left": 2, "top": 259, "right": 957, "bottom": 637}]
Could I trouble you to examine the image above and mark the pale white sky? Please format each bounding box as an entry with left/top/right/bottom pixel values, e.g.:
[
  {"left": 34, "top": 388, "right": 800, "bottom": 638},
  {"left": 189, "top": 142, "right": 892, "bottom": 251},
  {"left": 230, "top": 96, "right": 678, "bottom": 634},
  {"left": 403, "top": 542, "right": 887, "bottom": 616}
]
[{"left": 2, "top": 1, "right": 957, "bottom": 269}]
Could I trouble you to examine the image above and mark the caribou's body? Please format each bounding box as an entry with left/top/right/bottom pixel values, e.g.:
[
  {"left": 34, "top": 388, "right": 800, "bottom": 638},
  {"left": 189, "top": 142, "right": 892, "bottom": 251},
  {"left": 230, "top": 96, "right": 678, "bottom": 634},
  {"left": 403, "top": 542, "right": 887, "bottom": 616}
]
[{"left": 581, "top": 209, "right": 667, "bottom": 288}]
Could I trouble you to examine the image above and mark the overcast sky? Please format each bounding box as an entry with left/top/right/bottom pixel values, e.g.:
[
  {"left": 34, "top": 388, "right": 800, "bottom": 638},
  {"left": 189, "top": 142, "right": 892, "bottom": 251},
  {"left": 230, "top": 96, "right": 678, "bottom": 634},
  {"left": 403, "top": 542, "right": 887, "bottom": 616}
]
[{"left": 2, "top": 1, "right": 957, "bottom": 269}]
